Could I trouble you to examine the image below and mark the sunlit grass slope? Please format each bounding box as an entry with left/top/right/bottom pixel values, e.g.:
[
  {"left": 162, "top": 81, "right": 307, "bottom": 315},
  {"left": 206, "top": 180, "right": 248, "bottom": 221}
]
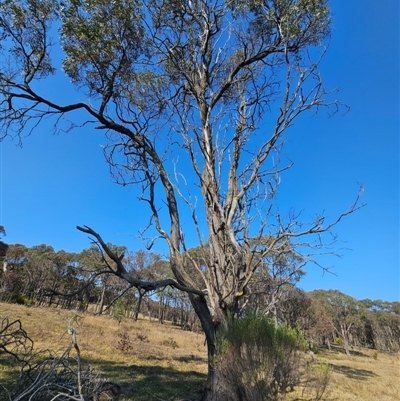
[{"left": 0, "top": 303, "right": 399, "bottom": 400}]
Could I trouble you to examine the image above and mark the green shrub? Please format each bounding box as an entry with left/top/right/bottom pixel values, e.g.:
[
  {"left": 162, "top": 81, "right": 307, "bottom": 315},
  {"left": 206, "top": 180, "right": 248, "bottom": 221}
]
[
  {"left": 302, "top": 361, "right": 331, "bottom": 401},
  {"left": 111, "top": 298, "right": 126, "bottom": 323},
  {"left": 215, "top": 313, "right": 307, "bottom": 401},
  {"left": 162, "top": 337, "right": 179, "bottom": 349},
  {"left": 11, "top": 293, "right": 34, "bottom": 306}
]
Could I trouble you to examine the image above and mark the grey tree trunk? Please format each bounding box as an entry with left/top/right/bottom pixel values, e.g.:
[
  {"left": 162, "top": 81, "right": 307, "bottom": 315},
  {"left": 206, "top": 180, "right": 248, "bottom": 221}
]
[
  {"left": 133, "top": 293, "right": 143, "bottom": 321},
  {"left": 96, "top": 283, "right": 106, "bottom": 315}
]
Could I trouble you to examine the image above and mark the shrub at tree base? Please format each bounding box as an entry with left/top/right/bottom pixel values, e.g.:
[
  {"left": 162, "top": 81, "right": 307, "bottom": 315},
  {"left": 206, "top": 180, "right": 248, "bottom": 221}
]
[{"left": 214, "top": 314, "right": 307, "bottom": 401}]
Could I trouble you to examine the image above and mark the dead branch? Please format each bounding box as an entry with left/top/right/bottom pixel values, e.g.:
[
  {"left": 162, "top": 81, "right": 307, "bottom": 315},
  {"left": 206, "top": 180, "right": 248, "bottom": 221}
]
[
  {"left": 9, "top": 322, "right": 120, "bottom": 401},
  {"left": 76, "top": 225, "right": 206, "bottom": 298},
  {"left": 0, "top": 317, "right": 33, "bottom": 366}
]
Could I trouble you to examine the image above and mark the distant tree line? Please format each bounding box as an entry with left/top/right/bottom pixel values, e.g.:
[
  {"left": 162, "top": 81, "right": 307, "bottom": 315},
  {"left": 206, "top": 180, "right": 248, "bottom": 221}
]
[
  {"left": 0, "top": 228, "right": 198, "bottom": 330},
  {"left": 275, "top": 287, "right": 400, "bottom": 355},
  {"left": 0, "top": 227, "right": 399, "bottom": 353}
]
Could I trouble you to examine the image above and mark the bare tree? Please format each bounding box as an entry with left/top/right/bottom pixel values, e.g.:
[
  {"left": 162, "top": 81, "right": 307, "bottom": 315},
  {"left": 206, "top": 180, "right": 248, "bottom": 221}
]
[{"left": 0, "top": 1, "right": 362, "bottom": 399}]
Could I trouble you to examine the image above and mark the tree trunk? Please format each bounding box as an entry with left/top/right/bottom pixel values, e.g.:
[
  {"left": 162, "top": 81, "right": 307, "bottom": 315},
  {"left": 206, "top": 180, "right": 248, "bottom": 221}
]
[
  {"left": 340, "top": 325, "right": 351, "bottom": 357},
  {"left": 146, "top": 298, "right": 152, "bottom": 322},
  {"left": 188, "top": 294, "right": 241, "bottom": 401},
  {"left": 96, "top": 283, "right": 106, "bottom": 315},
  {"left": 133, "top": 293, "right": 143, "bottom": 321},
  {"left": 158, "top": 298, "right": 164, "bottom": 324},
  {"left": 343, "top": 337, "right": 350, "bottom": 358},
  {"left": 202, "top": 365, "right": 232, "bottom": 401}
]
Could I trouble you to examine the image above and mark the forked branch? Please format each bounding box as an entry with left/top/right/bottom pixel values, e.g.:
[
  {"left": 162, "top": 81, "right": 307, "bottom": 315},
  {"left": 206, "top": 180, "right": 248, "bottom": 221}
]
[{"left": 76, "top": 225, "right": 206, "bottom": 297}]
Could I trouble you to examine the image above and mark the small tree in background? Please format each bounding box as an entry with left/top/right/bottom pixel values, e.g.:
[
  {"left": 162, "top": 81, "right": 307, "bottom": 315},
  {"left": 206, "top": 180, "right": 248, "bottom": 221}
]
[{"left": 312, "top": 290, "right": 362, "bottom": 357}]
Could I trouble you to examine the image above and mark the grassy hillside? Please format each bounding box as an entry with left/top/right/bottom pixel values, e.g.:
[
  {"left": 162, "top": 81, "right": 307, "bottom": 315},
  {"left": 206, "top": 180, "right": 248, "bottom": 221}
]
[{"left": 0, "top": 303, "right": 399, "bottom": 401}]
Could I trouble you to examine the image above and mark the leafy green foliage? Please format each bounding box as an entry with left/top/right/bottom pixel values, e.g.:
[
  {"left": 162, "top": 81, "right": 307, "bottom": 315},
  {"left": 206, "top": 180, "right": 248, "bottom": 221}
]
[
  {"left": 0, "top": 0, "right": 57, "bottom": 81},
  {"left": 162, "top": 336, "right": 179, "bottom": 349},
  {"left": 311, "top": 290, "right": 362, "bottom": 355},
  {"left": 229, "top": 0, "right": 330, "bottom": 46},
  {"left": 111, "top": 297, "right": 126, "bottom": 323},
  {"left": 215, "top": 313, "right": 307, "bottom": 400},
  {"left": 60, "top": 0, "right": 148, "bottom": 97},
  {"left": 11, "top": 292, "right": 35, "bottom": 306},
  {"left": 365, "top": 310, "right": 400, "bottom": 353}
]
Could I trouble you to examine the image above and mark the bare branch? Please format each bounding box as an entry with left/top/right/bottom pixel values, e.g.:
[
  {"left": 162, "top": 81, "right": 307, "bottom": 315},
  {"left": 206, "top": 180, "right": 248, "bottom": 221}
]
[
  {"left": 0, "top": 318, "right": 33, "bottom": 366},
  {"left": 76, "top": 225, "right": 206, "bottom": 298}
]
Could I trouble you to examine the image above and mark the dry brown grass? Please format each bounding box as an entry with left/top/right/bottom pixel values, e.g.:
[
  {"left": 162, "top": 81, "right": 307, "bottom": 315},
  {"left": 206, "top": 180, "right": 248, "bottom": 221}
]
[
  {"left": 0, "top": 303, "right": 207, "bottom": 400},
  {"left": 286, "top": 346, "right": 400, "bottom": 401},
  {"left": 1, "top": 303, "right": 399, "bottom": 401},
  {"left": 315, "top": 346, "right": 400, "bottom": 401}
]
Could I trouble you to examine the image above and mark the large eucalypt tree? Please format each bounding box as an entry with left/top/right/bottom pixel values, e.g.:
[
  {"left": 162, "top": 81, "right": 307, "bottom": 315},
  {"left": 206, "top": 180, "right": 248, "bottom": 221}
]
[{"left": 1, "top": 0, "right": 361, "bottom": 399}]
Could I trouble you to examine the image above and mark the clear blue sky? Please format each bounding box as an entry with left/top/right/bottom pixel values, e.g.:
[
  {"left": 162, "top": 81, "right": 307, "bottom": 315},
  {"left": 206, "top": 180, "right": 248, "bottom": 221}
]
[{"left": 1, "top": 0, "right": 399, "bottom": 302}]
